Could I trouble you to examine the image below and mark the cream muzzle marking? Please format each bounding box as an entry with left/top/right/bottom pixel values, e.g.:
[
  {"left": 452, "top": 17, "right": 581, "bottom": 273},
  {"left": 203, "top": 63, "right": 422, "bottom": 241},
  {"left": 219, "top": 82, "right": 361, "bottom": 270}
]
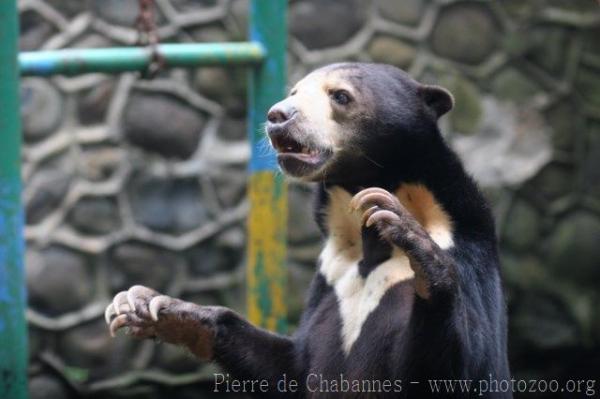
[
  {"left": 266, "top": 68, "right": 369, "bottom": 180},
  {"left": 287, "top": 69, "right": 355, "bottom": 151},
  {"left": 320, "top": 186, "right": 454, "bottom": 354}
]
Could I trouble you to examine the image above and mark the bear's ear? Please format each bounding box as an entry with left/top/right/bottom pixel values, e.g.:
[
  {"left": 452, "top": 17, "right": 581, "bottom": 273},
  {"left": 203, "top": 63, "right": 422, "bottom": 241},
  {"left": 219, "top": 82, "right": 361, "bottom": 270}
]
[{"left": 419, "top": 85, "right": 454, "bottom": 118}]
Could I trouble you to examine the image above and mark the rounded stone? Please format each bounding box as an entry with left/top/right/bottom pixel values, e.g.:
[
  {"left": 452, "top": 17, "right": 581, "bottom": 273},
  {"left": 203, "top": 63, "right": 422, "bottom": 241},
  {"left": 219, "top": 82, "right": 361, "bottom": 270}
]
[
  {"left": 500, "top": 0, "right": 539, "bottom": 21},
  {"left": 229, "top": 0, "right": 249, "bottom": 39},
  {"left": 45, "top": 0, "right": 86, "bottom": 17},
  {"left": 29, "top": 375, "right": 69, "bottom": 399},
  {"left": 122, "top": 92, "right": 206, "bottom": 159},
  {"left": 109, "top": 242, "right": 179, "bottom": 292},
  {"left": 28, "top": 327, "right": 43, "bottom": 361},
  {"left": 524, "top": 25, "right": 569, "bottom": 76},
  {"left": 90, "top": 0, "right": 165, "bottom": 27},
  {"left": 529, "top": 163, "right": 574, "bottom": 204},
  {"left": 211, "top": 169, "right": 247, "bottom": 208},
  {"left": 576, "top": 66, "right": 600, "bottom": 109},
  {"left": 21, "top": 78, "right": 64, "bottom": 142},
  {"left": 20, "top": 10, "right": 57, "bottom": 51},
  {"left": 288, "top": 184, "right": 320, "bottom": 245},
  {"left": 218, "top": 116, "right": 246, "bottom": 141},
  {"left": 25, "top": 169, "right": 72, "bottom": 225},
  {"left": 77, "top": 80, "right": 115, "bottom": 125},
  {"left": 194, "top": 67, "right": 246, "bottom": 117},
  {"left": 58, "top": 319, "right": 135, "bottom": 378},
  {"left": 511, "top": 291, "right": 579, "bottom": 349},
  {"left": 153, "top": 343, "right": 200, "bottom": 373},
  {"left": 502, "top": 199, "right": 541, "bottom": 252},
  {"left": 584, "top": 27, "right": 600, "bottom": 57},
  {"left": 289, "top": 0, "right": 369, "bottom": 50},
  {"left": 376, "top": 0, "right": 427, "bottom": 26},
  {"left": 187, "top": 234, "right": 242, "bottom": 276},
  {"left": 194, "top": 67, "right": 231, "bottom": 101},
  {"left": 548, "top": 0, "right": 599, "bottom": 12},
  {"left": 128, "top": 175, "right": 209, "bottom": 234},
  {"left": 430, "top": 4, "right": 499, "bottom": 65},
  {"left": 501, "top": 252, "right": 547, "bottom": 290},
  {"left": 501, "top": 30, "right": 531, "bottom": 57},
  {"left": 367, "top": 36, "right": 416, "bottom": 69},
  {"left": 450, "top": 98, "right": 552, "bottom": 188},
  {"left": 442, "top": 75, "right": 483, "bottom": 135},
  {"left": 593, "top": 301, "right": 600, "bottom": 345},
  {"left": 27, "top": 246, "right": 93, "bottom": 315},
  {"left": 545, "top": 101, "right": 579, "bottom": 152},
  {"left": 546, "top": 211, "right": 600, "bottom": 285},
  {"left": 67, "top": 196, "right": 121, "bottom": 236},
  {"left": 583, "top": 123, "right": 600, "bottom": 199},
  {"left": 491, "top": 68, "right": 542, "bottom": 104}
]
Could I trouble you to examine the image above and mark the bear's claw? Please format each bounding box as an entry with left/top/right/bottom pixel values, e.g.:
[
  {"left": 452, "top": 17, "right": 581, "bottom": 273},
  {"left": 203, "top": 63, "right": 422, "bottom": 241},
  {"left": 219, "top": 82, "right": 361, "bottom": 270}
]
[
  {"left": 149, "top": 295, "right": 172, "bottom": 321},
  {"left": 351, "top": 188, "right": 404, "bottom": 228},
  {"left": 112, "top": 291, "right": 130, "bottom": 316},
  {"left": 351, "top": 187, "right": 429, "bottom": 247},
  {"left": 105, "top": 285, "right": 166, "bottom": 338},
  {"left": 109, "top": 314, "right": 129, "bottom": 337},
  {"left": 105, "top": 303, "right": 116, "bottom": 324}
]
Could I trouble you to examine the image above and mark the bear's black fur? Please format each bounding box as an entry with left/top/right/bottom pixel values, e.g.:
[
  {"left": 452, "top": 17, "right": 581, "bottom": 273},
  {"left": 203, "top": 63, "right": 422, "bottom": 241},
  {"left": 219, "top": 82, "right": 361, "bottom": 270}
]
[{"left": 107, "top": 63, "right": 511, "bottom": 398}]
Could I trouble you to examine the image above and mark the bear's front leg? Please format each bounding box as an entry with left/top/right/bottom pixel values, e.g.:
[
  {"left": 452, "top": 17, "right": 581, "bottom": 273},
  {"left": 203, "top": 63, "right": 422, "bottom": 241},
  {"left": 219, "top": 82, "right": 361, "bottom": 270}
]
[
  {"left": 105, "top": 285, "right": 222, "bottom": 360},
  {"left": 105, "top": 285, "right": 301, "bottom": 398},
  {"left": 351, "top": 187, "right": 457, "bottom": 300}
]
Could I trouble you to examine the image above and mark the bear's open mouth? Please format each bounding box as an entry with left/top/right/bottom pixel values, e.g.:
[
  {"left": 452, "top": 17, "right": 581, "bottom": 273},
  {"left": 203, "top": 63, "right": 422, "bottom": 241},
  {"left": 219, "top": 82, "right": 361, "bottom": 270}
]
[
  {"left": 271, "top": 135, "right": 321, "bottom": 162},
  {"left": 269, "top": 134, "right": 331, "bottom": 177}
]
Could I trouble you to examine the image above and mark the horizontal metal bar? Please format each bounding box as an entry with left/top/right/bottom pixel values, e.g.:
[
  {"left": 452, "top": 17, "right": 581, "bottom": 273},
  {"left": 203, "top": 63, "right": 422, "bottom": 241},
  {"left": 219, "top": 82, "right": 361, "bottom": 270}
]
[{"left": 19, "top": 42, "right": 266, "bottom": 76}]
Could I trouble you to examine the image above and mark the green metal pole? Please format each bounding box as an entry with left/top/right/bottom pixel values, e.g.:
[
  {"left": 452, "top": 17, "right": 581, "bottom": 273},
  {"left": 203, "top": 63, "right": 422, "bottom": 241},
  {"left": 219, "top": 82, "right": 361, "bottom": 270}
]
[
  {"left": 20, "top": 42, "right": 266, "bottom": 77},
  {"left": 246, "top": 0, "right": 288, "bottom": 333},
  {"left": 0, "top": 1, "right": 28, "bottom": 398}
]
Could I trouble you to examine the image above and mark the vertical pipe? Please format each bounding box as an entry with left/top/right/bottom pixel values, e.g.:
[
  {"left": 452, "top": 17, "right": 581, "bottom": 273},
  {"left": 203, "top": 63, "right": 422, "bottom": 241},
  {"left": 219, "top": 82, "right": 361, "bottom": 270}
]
[
  {"left": 0, "top": 1, "right": 28, "bottom": 398},
  {"left": 247, "top": 0, "right": 288, "bottom": 333}
]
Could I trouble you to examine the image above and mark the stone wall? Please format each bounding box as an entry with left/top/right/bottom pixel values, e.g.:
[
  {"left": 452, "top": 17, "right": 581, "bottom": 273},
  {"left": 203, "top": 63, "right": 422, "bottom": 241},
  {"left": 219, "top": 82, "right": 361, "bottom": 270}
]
[{"left": 19, "top": 0, "right": 600, "bottom": 398}]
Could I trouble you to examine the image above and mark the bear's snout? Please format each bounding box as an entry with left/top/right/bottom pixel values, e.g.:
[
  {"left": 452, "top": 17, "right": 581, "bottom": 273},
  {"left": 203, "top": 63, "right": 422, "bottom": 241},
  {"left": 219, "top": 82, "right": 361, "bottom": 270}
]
[{"left": 267, "top": 101, "right": 297, "bottom": 126}]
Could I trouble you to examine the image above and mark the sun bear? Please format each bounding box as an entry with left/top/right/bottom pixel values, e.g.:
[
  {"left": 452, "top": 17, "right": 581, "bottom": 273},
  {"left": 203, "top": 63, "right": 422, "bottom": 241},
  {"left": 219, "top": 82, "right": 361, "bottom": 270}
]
[{"left": 106, "top": 63, "right": 511, "bottom": 398}]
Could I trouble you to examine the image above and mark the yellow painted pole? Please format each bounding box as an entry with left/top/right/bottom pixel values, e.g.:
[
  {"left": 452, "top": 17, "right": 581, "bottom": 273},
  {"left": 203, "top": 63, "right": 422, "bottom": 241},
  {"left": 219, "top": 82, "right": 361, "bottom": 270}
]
[{"left": 246, "top": 0, "right": 288, "bottom": 333}]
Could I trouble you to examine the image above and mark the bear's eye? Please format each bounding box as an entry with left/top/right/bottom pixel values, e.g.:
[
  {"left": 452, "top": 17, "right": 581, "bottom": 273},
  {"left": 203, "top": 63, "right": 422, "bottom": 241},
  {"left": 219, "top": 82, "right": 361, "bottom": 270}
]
[{"left": 330, "top": 89, "right": 352, "bottom": 106}]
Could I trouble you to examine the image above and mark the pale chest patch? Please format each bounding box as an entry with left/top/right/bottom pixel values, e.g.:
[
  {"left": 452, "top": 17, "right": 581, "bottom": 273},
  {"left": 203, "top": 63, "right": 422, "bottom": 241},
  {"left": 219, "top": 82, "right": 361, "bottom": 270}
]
[
  {"left": 319, "top": 186, "right": 453, "bottom": 354},
  {"left": 394, "top": 184, "right": 454, "bottom": 250}
]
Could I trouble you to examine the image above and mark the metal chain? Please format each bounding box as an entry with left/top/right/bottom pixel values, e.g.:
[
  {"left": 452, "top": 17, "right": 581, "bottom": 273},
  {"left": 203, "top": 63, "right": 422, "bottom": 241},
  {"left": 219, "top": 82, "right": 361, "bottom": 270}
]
[{"left": 136, "top": 0, "right": 164, "bottom": 78}]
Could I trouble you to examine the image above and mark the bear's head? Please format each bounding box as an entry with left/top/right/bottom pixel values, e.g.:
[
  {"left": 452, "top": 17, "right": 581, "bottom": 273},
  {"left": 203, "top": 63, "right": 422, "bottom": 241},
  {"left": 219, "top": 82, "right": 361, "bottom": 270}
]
[{"left": 266, "top": 63, "right": 454, "bottom": 184}]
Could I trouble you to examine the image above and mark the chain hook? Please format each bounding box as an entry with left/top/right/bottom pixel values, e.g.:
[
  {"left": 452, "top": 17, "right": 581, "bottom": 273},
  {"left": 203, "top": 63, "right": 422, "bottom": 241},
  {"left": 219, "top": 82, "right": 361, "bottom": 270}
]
[{"left": 135, "top": 0, "right": 165, "bottom": 79}]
